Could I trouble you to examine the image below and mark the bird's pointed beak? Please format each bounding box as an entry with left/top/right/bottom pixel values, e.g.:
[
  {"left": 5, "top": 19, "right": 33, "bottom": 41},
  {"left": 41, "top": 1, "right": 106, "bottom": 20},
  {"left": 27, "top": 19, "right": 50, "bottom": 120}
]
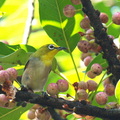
[{"left": 54, "top": 47, "right": 67, "bottom": 50}]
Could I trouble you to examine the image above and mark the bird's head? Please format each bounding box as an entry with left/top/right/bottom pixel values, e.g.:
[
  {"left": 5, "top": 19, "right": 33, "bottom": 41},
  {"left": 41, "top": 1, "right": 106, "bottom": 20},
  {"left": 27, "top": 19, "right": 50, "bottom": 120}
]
[{"left": 32, "top": 44, "right": 66, "bottom": 64}]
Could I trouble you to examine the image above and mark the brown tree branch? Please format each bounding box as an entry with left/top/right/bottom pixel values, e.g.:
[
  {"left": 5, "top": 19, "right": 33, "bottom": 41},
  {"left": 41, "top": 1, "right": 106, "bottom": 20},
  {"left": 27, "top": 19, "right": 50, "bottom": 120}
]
[
  {"left": 80, "top": 0, "right": 120, "bottom": 85},
  {"left": 15, "top": 90, "right": 120, "bottom": 120}
]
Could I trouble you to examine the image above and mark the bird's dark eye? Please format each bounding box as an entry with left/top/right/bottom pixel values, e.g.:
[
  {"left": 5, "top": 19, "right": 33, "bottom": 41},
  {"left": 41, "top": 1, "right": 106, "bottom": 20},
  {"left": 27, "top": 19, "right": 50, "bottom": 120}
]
[{"left": 48, "top": 44, "right": 55, "bottom": 50}]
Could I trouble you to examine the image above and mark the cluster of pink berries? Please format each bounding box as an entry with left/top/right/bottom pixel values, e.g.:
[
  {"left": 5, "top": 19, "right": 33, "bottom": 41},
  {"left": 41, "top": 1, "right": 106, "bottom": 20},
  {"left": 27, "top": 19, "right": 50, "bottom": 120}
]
[
  {"left": 27, "top": 104, "right": 51, "bottom": 120},
  {"left": 63, "top": 0, "right": 81, "bottom": 18},
  {"left": 63, "top": 0, "right": 120, "bottom": 65},
  {"left": 95, "top": 78, "right": 115, "bottom": 106},
  {"left": 0, "top": 65, "right": 17, "bottom": 109},
  {"left": 73, "top": 80, "right": 98, "bottom": 101},
  {"left": 87, "top": 63, "right": 103, "bottom": 79},
  {"left": 63, "top": 0, "right": 120, "bottom": 25},
  {"left": 47, "top": 79, "right": 69, "bottom": 96}
]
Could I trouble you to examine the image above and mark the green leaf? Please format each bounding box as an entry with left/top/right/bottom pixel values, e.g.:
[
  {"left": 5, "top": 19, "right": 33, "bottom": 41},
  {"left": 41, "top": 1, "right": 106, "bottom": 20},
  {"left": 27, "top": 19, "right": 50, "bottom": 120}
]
[
  {"left": 0, "top": 43, "right": 36, "bottom": 65},
  {"left": 0, "top": 42, "right": 36, "bottom": 55},
  {"left": 115, "top": 80, "right": 120, "bottom": 104},
  {"left": 86, "top": 53, "right": 108, "bottom": 72},
  {"left": 38, "top": 0, "right": 81, "bottom": 52},
  {"left": 0, "top": 103, "right": 33, "bottom": 120},
  {"left": 0, "top": 49, "right": 31, "bottom": 65},
  {"left": 0, "top": 0, "right": 5, "bottom": 7}
]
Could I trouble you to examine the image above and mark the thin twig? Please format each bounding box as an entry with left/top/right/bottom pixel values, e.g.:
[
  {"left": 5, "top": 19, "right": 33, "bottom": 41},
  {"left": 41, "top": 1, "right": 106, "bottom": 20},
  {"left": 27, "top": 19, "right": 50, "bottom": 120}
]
[{"left": 22, "top": 0, "right": 35, "bottom": 44}]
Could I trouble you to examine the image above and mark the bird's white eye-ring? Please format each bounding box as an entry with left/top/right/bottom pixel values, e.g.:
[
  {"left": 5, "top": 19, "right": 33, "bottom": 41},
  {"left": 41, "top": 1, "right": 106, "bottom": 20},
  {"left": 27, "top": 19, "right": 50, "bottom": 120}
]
[{"left": 48, "top": 44, "right": 55, "bottom": 50}]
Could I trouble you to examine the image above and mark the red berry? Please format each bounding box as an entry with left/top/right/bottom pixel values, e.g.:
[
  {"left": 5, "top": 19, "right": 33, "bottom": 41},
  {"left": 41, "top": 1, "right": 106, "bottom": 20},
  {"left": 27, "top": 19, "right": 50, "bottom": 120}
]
[
  {"left": 99, "top": 13, "right": 109, "bottom": 23},
  {"left": 86, "top": 70, "right": 97, "bottom": 79},
  {"left": 36, "top": 109, "right": 51, "bottom": 120},
  {"left": 0, "top": 94, "right": 9, "bottom": 107},
  {"left": 83, "top": 56, "right": 93, "bottom": 66},
  {"left": 112, "top": 12, "right": 120, "bottom": 25},
  {"left": 104, "top": 84, "right": 115, "bottom": 96},
  {"left": 81, "top": 52, "right": 92, "bottom": 61},
  {"left": 77, "top": 40, "right": 91, "bottom": 53},
  {"left": 87, "top": 80, "right": 98, "bottom": 91},
  {"left": 0, "top": 94, "right": 8, "bottom": 103},
  {"left": 95, "top": 92, "right": 108, "bottom": 105},
  {"left": 91, "top": 63, "right": 103, "bottom": 75},
  {"left": 80, "top": 17, "right": 90, "bottom": 30},
  {"left": 63, "top": 5, "right": 76, "bottom": 17},
  {"left": 71, "top": 0, "right": 81, "bottom": 5},
  {"left": 6, "top": 68, "right": 17, "bottom": 81},
  {"left": 57, "top": 79, "right": 69, "bottom": 92},
  {"left": 28, "top": 109, "right": 36, "bottom": 119},
  {"left": 47, "top": 83, "right": 59, "bottom": 95},
  {"left": 103, "top": 78, "right": 111, "bottom": 87},
  {"left": 0, "top": 70, "right": 9, "bottom": 84},
  {"left": 78, "top": 81, "right": 88, "bottom": 90}
]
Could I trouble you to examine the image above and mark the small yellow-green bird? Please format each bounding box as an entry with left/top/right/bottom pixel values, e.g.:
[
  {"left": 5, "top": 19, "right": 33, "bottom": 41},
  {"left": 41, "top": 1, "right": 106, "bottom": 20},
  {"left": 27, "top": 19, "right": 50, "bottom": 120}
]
[{"left": 21, "top": 44, "right": 66, "bottom": 92}]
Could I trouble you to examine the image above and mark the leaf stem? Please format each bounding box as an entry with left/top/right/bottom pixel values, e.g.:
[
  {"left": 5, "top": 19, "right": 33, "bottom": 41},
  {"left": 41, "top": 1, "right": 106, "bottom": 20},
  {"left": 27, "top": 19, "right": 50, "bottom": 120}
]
[
  {"left": 55, "top": 0, "right": 81, "bottom": 82},
  {"left": 69, "top": 52, "right": 81, "bottom": 82}
]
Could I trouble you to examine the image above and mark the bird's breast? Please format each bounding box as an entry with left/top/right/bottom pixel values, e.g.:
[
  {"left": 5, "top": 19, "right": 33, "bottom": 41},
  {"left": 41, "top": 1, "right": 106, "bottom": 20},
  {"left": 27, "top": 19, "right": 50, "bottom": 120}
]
[{"left": 21, "top": 57, "right": 52, "bottom": 91}]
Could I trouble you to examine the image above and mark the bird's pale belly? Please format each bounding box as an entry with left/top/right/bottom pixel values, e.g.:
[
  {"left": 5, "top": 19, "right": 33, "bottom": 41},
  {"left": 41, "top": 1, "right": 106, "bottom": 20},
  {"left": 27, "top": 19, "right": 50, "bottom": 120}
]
[{"left": 21, "top": 58, "right": 51, "bottom": 92}]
